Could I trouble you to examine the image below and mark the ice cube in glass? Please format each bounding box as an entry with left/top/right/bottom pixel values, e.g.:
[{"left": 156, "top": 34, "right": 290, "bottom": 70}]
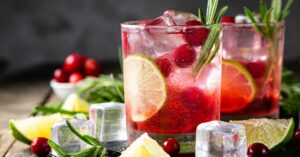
[
  {"left": 89, "top": 102, "right": 127, "bottom": 142},
  {"left": 196, "top": 121, "right": 247, "bottom": 157},
  {"left": 51, "top": 119, "right": 94, "bottom": 155}
]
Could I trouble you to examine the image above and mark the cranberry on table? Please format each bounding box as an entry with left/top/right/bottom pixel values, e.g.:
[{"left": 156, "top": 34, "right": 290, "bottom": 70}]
[
  {"left": 69, "top": 72, "right": 84, "bottom": 83},
  {"left": 63, "top": 53, "right": 84, "bottom": 73},
  {"left": 31, "top": 137, "right": 51, "bottom": 157},
  {"left": 182, "top": 20, "right": 209, "bottom": 46},
  {"left": 84, "top": 58, "right": 101, "bottom": 77},
  {"left": 156, "top": 57, "right": 173, "bottom": 77},
  {"left": 221, "top": 16, "right": 235, "bottom": 23},
  {"left": 53, "top": 68, "right": 69, "bottom": 83},
  {"left": 293, "top": 128, "right": 300, "bottom": 145},
  {"left": 173, "top": 44, "right": 196, "bottom": 68},
  {"left": 163, "top": 138, "right": 180, "bottom": 157},
  {"left": 247, "top": 143, "right": 271, "bottom": 157}
]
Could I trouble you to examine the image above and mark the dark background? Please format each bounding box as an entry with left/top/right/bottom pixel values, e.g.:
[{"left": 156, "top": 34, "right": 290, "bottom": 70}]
[{"left": 0, "top": 0, "right": 299, "bottom": 81}]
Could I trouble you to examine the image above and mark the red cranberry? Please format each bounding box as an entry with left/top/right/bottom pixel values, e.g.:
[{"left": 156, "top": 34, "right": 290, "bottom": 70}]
[
  {"left": 247, "top": 143, "right": 271, "bottom": 157},
  {"left": 156, "top": 57, "right": 173, "bottom": 77},
  {"left": 221, "top": 16, "right": 235, "bottom": 23},
  {"left": 84, "top": 58, "right": 101, "bottom": 77},
  {"left": 53, "top": 68, "right": 69, "bottom": 83},
  {"left": 63, "top": 53, "right": 84, "bottom": 73},
  {"left": 173, "top": 44, "right": 196, "bottom": 68},
  {"left": 69, "top": 72, "right": 84, "bottom": 83},
  {"left": 31, "top": 137, "right": 51, "bottom": 157},
  {"left": 293, "top": 128, "right": 300, "bottom": 145},
  {"left": 182, "top": 20, "right": 209, "bottom": 46},
  {"left": 245, "top": 61, "right": 266, "bottom": 79},
  {"left": 163, "top": 138, "right": 180, "bottom": 157},
  {"left": 181, "top": 87, "right": 209, "bottom": 109}
]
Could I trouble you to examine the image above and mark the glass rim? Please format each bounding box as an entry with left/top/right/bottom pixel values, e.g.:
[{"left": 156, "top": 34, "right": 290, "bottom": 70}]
[
  {"left": 121, "top": 20, "right": 219, "bottom": 29},
  {"left": 222, "top": 20, "right": 285, "bottom": 28}
]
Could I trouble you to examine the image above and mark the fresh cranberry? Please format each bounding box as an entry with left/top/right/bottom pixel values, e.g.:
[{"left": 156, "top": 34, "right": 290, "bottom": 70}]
[
  {"left": 182, "top": 20, "right": 209, "bottom": 46},
  {"left": 163, "top": 138, "right": 180, "bottom": 157},
  {"left": 63, "top": 53, "right": 84, "bottom": 73},
  {"left": 53, "top": 68, "right": 69, "bottom": 83},
  {"left": 247, "top": 143, "right": 271, "bottom": 157},
  {"left": 84, "top": 58, "right": 101, "bottom": 77},
  {"left": 173, "top": 44, "right": 196, "bottom": 68},
  {"left": 31, "top": 137, "right": 51, "bottom": 157},
  {"left": 69, "top": 72, "right": 84, "bottom": 83},
  {"left": 293, "top": 129, "right": 300, "bottom": 145},
  {"left": 181, "top": 87, "right": 210, "bottom": 109},
  {"left": 221, "top": 16, "right": 235, "bottom": 23},
  {"left": 245, "top": 61, "right": 266, "bottom": 79},
  {"left": 156, "top": 57, "right": 173, "bottom": 77}
]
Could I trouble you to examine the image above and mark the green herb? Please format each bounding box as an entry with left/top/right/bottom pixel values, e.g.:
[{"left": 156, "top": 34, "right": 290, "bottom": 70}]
[
  {"left": 34, "top": 106, "right": 88, "bottom": 116},
  {"left": 193, "top": 0, "right": 227, "bottom": 75},
  {"left": 280, "top": 68, "right": 300, "bottom": 116},
  {"left": 48, "top": 120, "right": 106, "bottom": 157},
  {"left": 244, "top": 0, "right": 293, "bottom": 38},
  {"left": 77, "top": 74, "right": 124, "bottom": 103}
]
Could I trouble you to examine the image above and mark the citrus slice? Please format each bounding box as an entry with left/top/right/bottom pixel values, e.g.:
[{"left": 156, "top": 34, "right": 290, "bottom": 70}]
[
  {"left": 9, "top": 113, "right": 64, "bottom": 144},
  {"left": 120, "top": 133, "right": 170, "bottom": 157},
  {"left": 231, "top": 118, "right": 295, "bottom": 150},
  {"left": 221, "top": 59, "right": 256, "bottom": 113},
  {"left": 61, "top": 93, "right": 89, "bottom": 113},
  {"left": 124, "top": 54, "right": 167, "bottom": 122}
]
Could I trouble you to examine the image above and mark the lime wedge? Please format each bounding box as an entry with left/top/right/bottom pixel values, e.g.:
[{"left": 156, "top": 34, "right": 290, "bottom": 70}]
[
  {"left": 9, "top": 113, "right": 64, "bottom": 144},
  {"left": 61, "top": 93, "right": 89, "bottom": 113},
  {"left": 231, "top": 118, "right": 295, "bottom": 150},
  {"left": 120, "top": 133, "right": 169, "bottom": 157},
  {"left": 124, "top": 54, "right": 167, "bottom": 122},
  {"left": 221, "top": 59, "right": 256, "bottom": 113}
]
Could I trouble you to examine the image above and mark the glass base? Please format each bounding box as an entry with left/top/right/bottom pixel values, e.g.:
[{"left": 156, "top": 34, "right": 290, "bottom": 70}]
[
  {"left": 221, "top": 110, "right": 279, "bottom": 121},
  {"left": 128, "top": 129, "right": 196, "bottom": 154}
]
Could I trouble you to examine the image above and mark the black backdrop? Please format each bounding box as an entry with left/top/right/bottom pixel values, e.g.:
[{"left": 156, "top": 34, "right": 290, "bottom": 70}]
[{"left": 0, "top": 0, "right": 299, "bottom": 77}]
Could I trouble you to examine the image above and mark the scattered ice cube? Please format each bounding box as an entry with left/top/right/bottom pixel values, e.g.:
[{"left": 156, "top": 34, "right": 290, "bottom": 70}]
[
  {"left": 51, "top": 119, "right": 94, "bottom": 155},
  {"left": 89, "top": 102, "right": 127, "bottom": 142},
  {"left": 164, "top": 10, "right": 199, "bottom": 25},
  {"left": 196, "top": 121, "right": 247, "bottom": 157}
]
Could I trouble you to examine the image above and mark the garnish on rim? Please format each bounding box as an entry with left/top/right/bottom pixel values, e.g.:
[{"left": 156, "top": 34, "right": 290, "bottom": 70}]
[
  {"left": 244, "top": 0, "right": 293, "bottom": 38},
  {"left": 193, "top": 0, "right": 228, "bottom": 75}
]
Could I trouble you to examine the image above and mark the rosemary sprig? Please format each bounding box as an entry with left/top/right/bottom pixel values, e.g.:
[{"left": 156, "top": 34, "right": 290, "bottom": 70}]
[
  {"left": 48, "top": 120, "right": 106, "bottom": 157},
  {"left": 77, "top": 74, "right": 124, "bottom": 103},
  {"left": 244, "top": 0, "right": 293, "bottom": 38},
  {"left": 193, "top": 0, "right": 227, "bottom": 75},
  {"left": 34, "top": 106, "right": 88, "bottom": 116}
]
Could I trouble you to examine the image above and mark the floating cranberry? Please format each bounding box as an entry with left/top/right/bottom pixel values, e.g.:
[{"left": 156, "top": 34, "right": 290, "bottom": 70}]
[
  {"left": 156, "top": 57, "right": 173, "bottom": 77},
  {"left": 181, "top": 86, "right": 210, "bottom": 109},
  {"left": 63, "top": 53, "right": 84, "bottom": 73},
  {"left": 182, "top": 20, "right": 209, "bottom": 46},
  {"left": 84, "top": 58, "right": 101, "bottom": 77},
  {"left": 69, "top": 72, "right": 84, "bottom": 83},
  {"left": 293, "top": 128, "right": 300, "bottom": 145},
  {"left": 53, "top": 68, "right": 69, "bottom": 83},
  {"left": 31, "top": 137, "right": 51, "bottom": 157},
  {"left": 247, "top": 143, "right": 271, "bottom": 157},
  {"left": 173, "top": 44, "right": 196, "bottom": 68},
  {"left": 245, "top": 61, "right": 266, "bottom": 79},
  {"left": 221, "top": 16, "right": 235, "bottom": 23},
  {"left": 163, "top": 138, "right": 180, "bottom": 157}
]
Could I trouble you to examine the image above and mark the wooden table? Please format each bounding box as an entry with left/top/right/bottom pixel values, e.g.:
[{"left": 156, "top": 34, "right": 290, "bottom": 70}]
[{"left": 0, "top": 80, "right": 299, "bottom": 157}]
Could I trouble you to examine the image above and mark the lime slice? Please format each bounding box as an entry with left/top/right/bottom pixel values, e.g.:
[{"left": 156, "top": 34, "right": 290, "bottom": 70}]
[
  {"left": 61, "top": 93, "right": 89, "bottom": 113},
  {"left": 221, "top": 59, "right": 256, "bottom": 113},
  {"left": 120, "top": 133, "right": 169, "bottom": 157},
  {"left": 9, "top": 113, "right": 64, "bottom": 144},
  {"left": 231, "top": 118, "right": 295, "bottom": 150},
  {"left": 124, "top": 54, "right": 167, "bottom": 122}
]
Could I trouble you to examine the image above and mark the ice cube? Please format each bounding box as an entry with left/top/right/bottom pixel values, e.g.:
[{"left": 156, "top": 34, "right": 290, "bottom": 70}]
[
  {"left": 89, "top": 102, "right": 127, "bottom": 142},
  {"left": 196, "top": 121, "right": 247, "bottom": 157},
  {"left": 164, "top": 10, "right": 199, "bottom": 25},
  {"left": 51, "top": 119, "right": 94, "bottom": 155}
]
